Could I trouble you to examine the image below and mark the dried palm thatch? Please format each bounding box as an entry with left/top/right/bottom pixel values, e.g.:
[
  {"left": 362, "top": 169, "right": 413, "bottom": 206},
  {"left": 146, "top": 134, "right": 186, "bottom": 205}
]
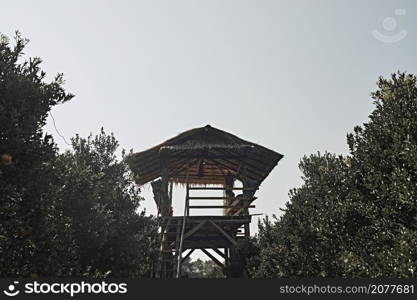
[{"left": 125, "top": 125, "right": 283, "bottom": 185}]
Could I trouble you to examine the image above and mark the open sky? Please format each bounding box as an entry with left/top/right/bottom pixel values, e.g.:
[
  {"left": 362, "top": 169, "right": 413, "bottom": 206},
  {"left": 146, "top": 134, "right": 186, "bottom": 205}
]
[{"left": 2, "top": 0, "right": 416, "bottom": 259}]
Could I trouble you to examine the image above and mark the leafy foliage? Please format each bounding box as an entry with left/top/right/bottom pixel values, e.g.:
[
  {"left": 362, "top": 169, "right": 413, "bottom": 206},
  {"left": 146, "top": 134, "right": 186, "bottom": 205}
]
[
  {"left": 55, "top": 129, "right": 159, "bottom": 277},
  {"left": 251, "top": 73, "right": 417, "bottom": 278},
  {"left": 0, "top": 32, "right": 77, "bottom": 276},
  {"left": 0, "top": 33, "right": 158, "bottom": 277}
]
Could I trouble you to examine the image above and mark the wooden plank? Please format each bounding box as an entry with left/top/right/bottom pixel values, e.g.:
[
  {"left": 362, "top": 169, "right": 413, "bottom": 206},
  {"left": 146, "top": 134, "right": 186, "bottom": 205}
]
[
  {"left": 182, "top": 219, "right": 208, "bottom": 240},
  {"left": 211, "top": 247, "right": 227, "bottom": 260},
  {"left": 162, "top": 216, "right": 251, "bottom": 221},
  {"left": 165, "top": 219, "right": 250, "bottom": 228},
  {"left": 173, "top": 218, "right": 182, "bottom": 266},
  {"left": 179, "top": 242, "right": 233, "bottom": 249},
  {"left": 203, "top": 219, "right": 251, "bottom": 224},
  {"left": 178, "top": 235, "right": 246, "bottom": 248},
  {"left": 189, "top": 205, "right": 255, "bottom": 209},
  {"left": 201, "top": 249, "right": 224, "bottom": 269},
  {"left": 225, "top": 197, "right": 257, "bottom": 215},
  {"left": 190, "top": 241, "right": 227, "bottom": 260},
  {"left": 186, "top": 183, "right": 190, "bottom": 216},
  {"left": 181, "top": 249, "right": 195, "bottom": 263},
  {"left": 209, "top": 220, "right": 237, "bottom": 246},
  {"left": 188, "top": 187, "right": 258, "bottom": 191},
  {"left": 161, "top": 219, "right": 171, "bottom": 244},
  {"left": 224, "top": 248, "right": 230, "bottom": 269},
  {"left": 189, "top": 196, "right": 255, "bottom": 200}
]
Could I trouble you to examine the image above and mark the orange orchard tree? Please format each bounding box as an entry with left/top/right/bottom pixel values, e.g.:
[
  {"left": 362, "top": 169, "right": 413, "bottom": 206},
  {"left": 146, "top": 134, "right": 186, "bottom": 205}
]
[
  {"left": 0, "top": 33, "right": 158, "bottom": 277},
  {"left": 250, "top": 73, "right": 417, "bottom": 278},
  {"left": 0, "top": 32, "right": 76, "bottom": 277}
]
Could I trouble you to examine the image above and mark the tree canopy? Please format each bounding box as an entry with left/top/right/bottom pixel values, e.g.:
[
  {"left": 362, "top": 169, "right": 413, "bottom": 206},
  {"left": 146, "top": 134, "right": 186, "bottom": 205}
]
[
  {"left": 250, "top": 73, "right": 417, "bottom": 278},
  {"left": 0, "top": 33, "right": 158, "bottom": 277}
]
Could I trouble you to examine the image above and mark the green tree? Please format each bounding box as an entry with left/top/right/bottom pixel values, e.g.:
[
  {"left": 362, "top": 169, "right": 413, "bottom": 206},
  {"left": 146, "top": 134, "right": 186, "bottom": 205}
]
[
  {"left": 0, "top": 33, "right": 77, "bottom": 276},
  {"left": 252, "top": 153, "right": 353, "bottom": 277},
  {"left": 54, "top": 129, "right": 159, "bottom": 277},
  {"left": 0, "top": 33, "right": 158, "bottom": 277},
  {"left": 252, "top": 73, "right": 417, "bottom": 278},
  {"left": 343, "top": 72, "right": 417, "bottom": 276}
]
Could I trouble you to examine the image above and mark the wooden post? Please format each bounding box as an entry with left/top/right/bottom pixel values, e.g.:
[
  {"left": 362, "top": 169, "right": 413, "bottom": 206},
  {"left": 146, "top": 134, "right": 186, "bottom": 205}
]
[
  {"left": 157, "top": 218, "right": 171, "bottom": 278},
  {"left": 169, "top": 181, "right": 173, "bottom": 205},
  {"left": 224, "top": 248, "right": 229, "bottom": 277},
  {"left": 176, "top": 183, "right": 189, "bottom": 278},
  {"left": 224, "top": 174, "right": 235, "bottom": 216},
  {"left": 159, "top": 166, "right": 169, "bottom": 277},
  {"left": 160, "top": 156, "right": 170, "bottom": 217},
  {"left": 173, "top": 219, "right": 182, "bottom": 270},
  {"left": 186, "top": 183, "right": 190, "bottom": 216},
  {"left": 242, "top": 178, "right": 258, "bottom": 238}
]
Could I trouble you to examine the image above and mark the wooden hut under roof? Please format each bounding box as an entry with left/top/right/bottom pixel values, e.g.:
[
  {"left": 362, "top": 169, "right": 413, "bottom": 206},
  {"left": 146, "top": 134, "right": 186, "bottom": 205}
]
[
  {"left": 126, "top": 124, "right": 283, "bottom": 186},
  {"left": 125, "top": 125, "right": 283, "bottom": 278}
]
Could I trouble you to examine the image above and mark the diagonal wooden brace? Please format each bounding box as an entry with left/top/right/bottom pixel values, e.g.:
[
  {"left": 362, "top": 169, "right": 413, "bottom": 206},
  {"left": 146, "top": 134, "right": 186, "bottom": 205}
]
[
  {"left": 209, "top": 220, "right": 237, "bottom": 246},
  {"left": 171, "top": 219, "right": 208, "bottom": 247},
  {"left": 201, "top": 248, "right": 224, "bottom": 269}
]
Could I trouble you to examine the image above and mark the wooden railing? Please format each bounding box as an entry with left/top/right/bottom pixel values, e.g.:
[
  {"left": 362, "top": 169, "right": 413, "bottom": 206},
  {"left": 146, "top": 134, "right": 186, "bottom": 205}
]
[{"left": 186, "top": 186, "right": 258, "bottom": 215}]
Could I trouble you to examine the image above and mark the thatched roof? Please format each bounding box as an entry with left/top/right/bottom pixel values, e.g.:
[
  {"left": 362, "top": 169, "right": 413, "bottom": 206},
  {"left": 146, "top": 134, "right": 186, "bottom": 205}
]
[{"left": 125, "top": 125, "right": 283, "bottom": 185}]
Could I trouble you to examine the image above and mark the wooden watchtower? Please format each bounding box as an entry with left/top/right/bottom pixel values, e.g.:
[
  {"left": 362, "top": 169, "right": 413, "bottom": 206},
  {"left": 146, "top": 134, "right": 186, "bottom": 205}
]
[{"left": 126, "top": 125, "right": 283, "bottom": 278}]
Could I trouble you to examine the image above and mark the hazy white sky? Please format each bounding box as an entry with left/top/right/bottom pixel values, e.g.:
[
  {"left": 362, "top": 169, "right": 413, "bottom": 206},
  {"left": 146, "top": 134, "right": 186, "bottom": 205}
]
[{"left": 2, "top": 0, "right": 416, "bottom": 259}]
